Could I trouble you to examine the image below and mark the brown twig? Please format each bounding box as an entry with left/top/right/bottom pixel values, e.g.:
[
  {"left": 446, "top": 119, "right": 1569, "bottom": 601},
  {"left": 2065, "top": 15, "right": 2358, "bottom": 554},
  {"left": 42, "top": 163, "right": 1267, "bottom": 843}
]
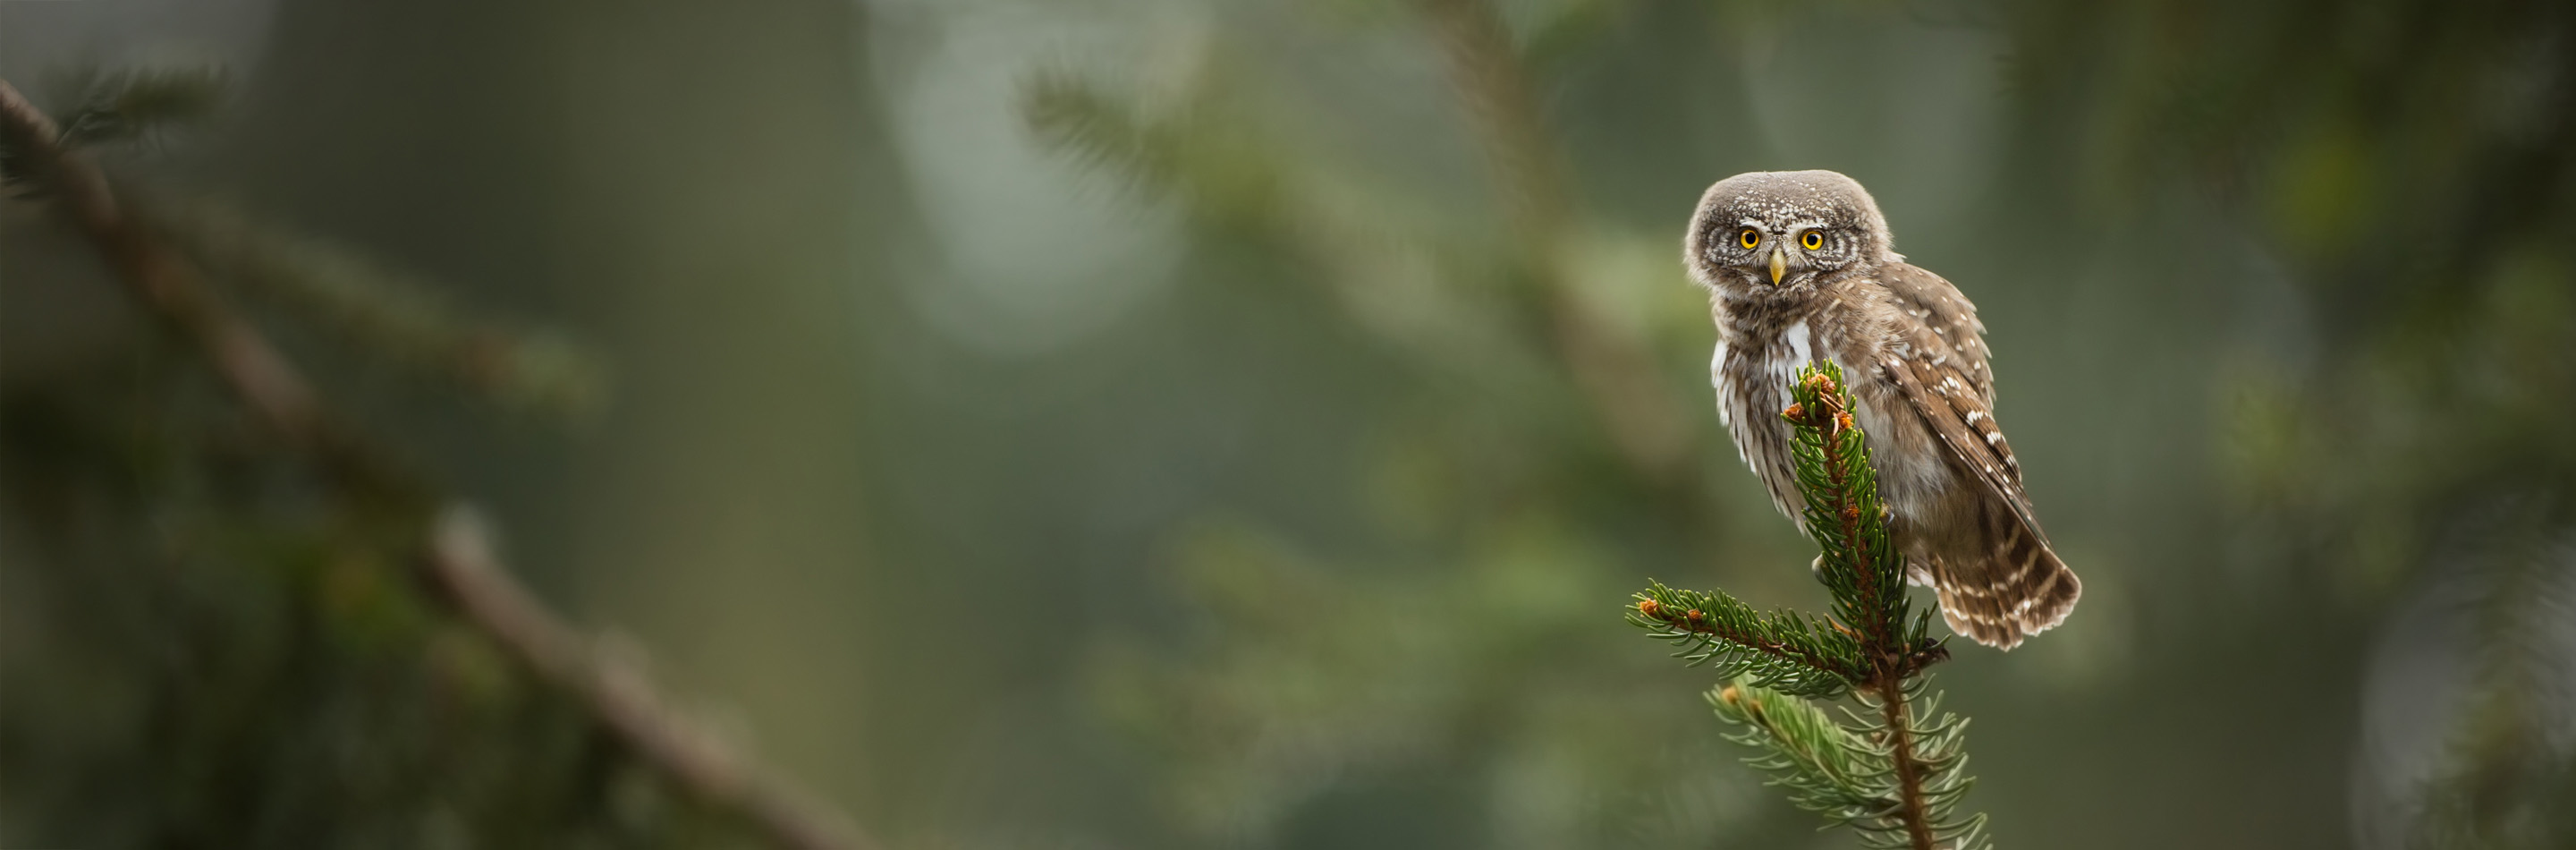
[
  {"left": 428, "top": 509, "right": 872, "bottom": 850},
  {"left": 0, "top": 75, "right": 875, "bottom": 850},
  {"left": 1802, "top": 376, "right": 1893, "bottom": 654},
  {"left": 138, "top": 193, "right": 611, "bottom": 421},
  {"left": 0, "top": 81, "right": 322, "bottom": 444}
]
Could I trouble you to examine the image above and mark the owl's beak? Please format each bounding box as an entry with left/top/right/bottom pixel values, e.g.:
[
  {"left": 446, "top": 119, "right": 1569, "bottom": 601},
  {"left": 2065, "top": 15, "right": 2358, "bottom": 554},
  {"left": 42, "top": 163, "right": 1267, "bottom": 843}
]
[{"left": 1767, "top": 247, "right": 1787, "bottom": 285}]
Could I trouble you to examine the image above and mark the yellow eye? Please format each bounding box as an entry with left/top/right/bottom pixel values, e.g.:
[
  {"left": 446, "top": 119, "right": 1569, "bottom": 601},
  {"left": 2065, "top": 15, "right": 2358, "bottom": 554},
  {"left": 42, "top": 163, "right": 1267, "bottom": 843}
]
[
  {"left": 1738, "top": 228, "right": 1760, "bottom": 250},
  {"left": 1801, "top": 231, "right": 1824, "bottom": 251}
]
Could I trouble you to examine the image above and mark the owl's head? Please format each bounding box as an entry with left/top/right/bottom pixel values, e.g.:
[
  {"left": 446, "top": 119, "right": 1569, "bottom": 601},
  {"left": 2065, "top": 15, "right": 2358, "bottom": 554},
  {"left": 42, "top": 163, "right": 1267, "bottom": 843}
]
[{"left": 1684, "top": 170, "right": 1894, "bottom": 299}]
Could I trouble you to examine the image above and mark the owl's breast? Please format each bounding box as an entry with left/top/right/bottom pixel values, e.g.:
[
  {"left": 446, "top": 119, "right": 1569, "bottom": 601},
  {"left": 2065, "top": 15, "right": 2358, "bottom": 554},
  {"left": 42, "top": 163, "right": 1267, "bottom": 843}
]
[
  {"left": 1714, "top": 308, "right": 1954, "bottom": 530},
  {"left": 1712, "top": 316, "right": 1826, "bottom": 523}
]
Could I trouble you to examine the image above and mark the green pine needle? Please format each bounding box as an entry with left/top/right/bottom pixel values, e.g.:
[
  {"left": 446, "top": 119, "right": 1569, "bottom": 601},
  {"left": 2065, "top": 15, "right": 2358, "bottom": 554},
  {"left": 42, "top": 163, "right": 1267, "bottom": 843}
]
[
  {"left": 1629, "top": 581, "right": 1867, "bottom": 698},
  {"left": 50, "top": 65, "right": 227, "bottom": 148},
  {"left": 1627, "top": 361, "right": 1988, "bottom": 850}
]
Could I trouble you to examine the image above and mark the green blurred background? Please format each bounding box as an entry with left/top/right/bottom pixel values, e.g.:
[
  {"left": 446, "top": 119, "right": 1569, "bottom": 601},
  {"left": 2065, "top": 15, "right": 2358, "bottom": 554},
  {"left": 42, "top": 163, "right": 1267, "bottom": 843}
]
[{"left": 4, "top": 0, "right": 2572, "bottom": 847}]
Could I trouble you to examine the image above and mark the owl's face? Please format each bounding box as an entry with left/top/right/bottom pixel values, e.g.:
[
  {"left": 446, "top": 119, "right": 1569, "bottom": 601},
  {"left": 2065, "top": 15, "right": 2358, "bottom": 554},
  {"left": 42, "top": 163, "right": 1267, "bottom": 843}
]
[{"left": 1685, "top": 170, "right": 1894, "bottom": 300}]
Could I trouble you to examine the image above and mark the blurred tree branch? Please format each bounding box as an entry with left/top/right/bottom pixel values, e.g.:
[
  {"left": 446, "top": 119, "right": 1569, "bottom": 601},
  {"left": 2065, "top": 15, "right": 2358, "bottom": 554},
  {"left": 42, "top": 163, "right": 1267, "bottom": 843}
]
[
  {"left": 425, "top": 507, "right": 871, "bottom": 850},
  {"left": 0, "top": 79, "right": 326, "bottom": 447},
  {"left": 1023, "top": 0, "right": 1699, "bottom": 489},
  {"left": 1415, "top": 0, "right": 1693, "bottom": 481},
  {"left": 0, "top": 74, "right": 874, "bottom": 850},
  {"left": 143, "top": 194, "right": 610, "bottom": 421}
]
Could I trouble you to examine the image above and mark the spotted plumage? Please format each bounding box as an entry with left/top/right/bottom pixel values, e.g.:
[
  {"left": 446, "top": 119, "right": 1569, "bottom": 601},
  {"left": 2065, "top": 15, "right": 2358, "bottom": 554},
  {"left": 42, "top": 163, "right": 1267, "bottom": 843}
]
[{"left": 1684, "top": 170, "right": 2079, "bottom": 650}]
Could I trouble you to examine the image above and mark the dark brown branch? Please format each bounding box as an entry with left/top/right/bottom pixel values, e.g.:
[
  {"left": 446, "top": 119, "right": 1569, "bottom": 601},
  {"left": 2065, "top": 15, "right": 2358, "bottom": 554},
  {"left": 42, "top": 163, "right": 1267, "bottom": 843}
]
[
  {"left": 0, "top": 75, "right": 875, "bottom": 850},
  {"left": 1802, "top": 378, "right": 1937, "bottom": 850},
  {"left": 1875, "top": 679, "right": 1938, "bottom": 850}
]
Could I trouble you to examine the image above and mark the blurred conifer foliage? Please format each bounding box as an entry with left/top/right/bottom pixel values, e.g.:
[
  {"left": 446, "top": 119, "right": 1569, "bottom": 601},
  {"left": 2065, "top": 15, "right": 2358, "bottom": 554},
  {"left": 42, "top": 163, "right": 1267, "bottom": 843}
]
[
  {"left": 0, "top": 69, "right": 861, "bottom": 850},
  {"left": 1029, "top": 1, "right": 2576, "bottom": 848},
  {"left": 0, "top": 0, "right": 2572, "bottom": 847},
  {"left": 2003, "top": 1, "right": 2576, "bottom": 846}
]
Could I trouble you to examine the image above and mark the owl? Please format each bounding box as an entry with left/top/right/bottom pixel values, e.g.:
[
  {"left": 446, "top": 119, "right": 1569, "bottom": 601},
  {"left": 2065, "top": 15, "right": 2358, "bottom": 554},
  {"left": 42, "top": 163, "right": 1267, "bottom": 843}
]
[{"left": 1683, "top": 170, "right": 2078, "bottom": 650}]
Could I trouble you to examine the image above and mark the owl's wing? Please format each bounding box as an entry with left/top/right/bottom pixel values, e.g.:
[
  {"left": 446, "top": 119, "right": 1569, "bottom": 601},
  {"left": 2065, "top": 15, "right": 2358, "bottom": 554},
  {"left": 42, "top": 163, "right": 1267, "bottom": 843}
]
[
  {"left": 1883, "top": 353, "right": 2042, "bottom": 535},
  {"left": 1872, "top": 265, "right": 2046, "bottom": 540},
  {"left": 1879, "top": 262, "right": 1996, "bottom": 406}
]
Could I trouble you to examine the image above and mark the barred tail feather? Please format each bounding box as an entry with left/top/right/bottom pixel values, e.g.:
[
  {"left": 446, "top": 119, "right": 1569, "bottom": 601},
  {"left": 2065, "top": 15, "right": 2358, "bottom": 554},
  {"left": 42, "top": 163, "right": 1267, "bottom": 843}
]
[{"left": 1929, "top": 506, "right": 2081, "bottom": 650}]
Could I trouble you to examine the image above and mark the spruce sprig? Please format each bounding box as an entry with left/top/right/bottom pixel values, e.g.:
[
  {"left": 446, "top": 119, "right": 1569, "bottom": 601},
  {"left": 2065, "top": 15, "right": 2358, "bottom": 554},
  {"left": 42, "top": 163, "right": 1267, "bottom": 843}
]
[
  {"left": 0, "top": 66, "right": 223, "bottom": 192},
  {"left": 1629, "top": 361, "right": 1987, "bottom": 850}
]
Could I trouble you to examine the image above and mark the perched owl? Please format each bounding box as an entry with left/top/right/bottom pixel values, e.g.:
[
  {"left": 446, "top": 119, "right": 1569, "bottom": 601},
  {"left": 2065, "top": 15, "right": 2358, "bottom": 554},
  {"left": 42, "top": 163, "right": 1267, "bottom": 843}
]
[{"left": 1684, "top": 170, "right": 2078, "bottom": 650}]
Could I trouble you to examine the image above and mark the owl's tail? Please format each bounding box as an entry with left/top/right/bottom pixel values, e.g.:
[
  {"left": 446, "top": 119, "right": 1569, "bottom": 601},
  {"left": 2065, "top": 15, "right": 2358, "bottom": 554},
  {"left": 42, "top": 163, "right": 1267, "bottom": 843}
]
[{"left": 1928, "top": 505, "right": 2080, "bottom": 650}]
